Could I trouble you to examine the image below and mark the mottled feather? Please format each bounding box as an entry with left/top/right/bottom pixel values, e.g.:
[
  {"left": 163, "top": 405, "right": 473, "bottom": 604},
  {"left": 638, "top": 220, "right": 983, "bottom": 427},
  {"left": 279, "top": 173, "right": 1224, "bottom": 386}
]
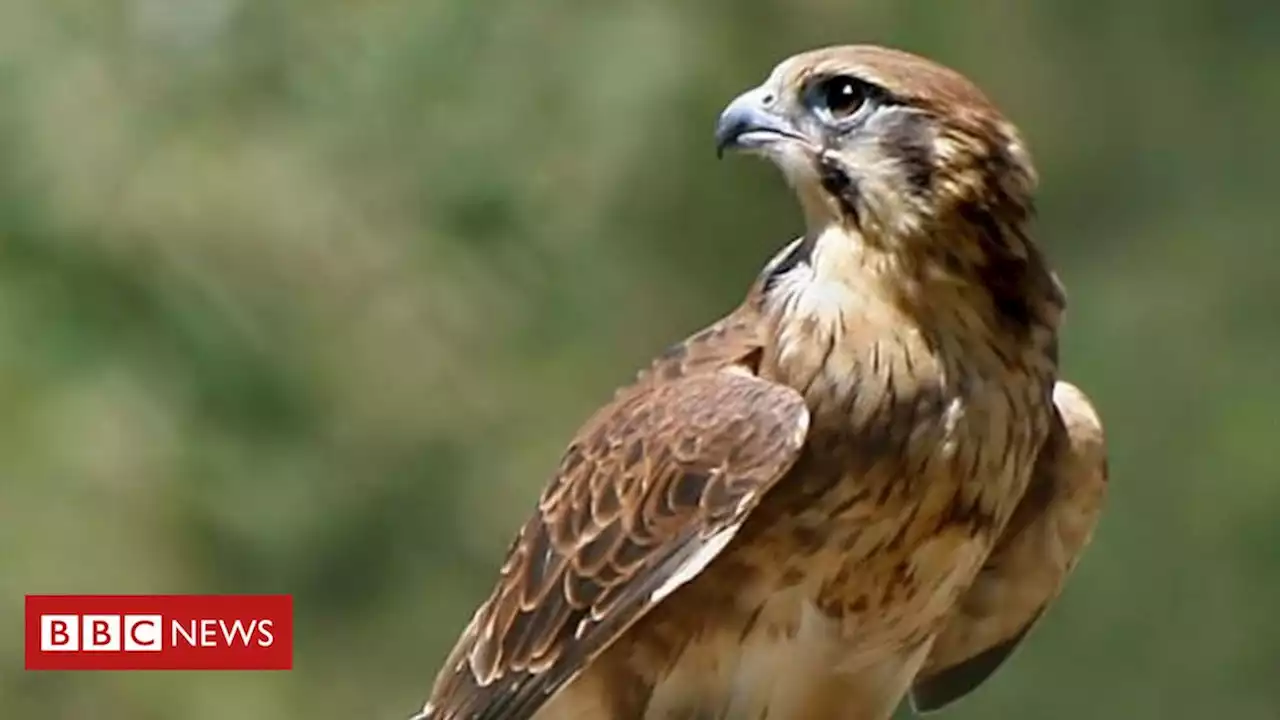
[
  {"left": 420, "top": 368, "right": 809, "bottom": 720},
  {"left": 911, "top": 381, "right": 1108, "bottom": 711}
]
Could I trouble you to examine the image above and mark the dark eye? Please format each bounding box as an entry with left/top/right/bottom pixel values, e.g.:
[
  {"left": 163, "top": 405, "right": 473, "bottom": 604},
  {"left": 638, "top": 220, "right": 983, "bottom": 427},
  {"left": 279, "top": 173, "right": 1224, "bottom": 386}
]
[{"left": 813, "top": 75, "right": 869, "bottom": 122}]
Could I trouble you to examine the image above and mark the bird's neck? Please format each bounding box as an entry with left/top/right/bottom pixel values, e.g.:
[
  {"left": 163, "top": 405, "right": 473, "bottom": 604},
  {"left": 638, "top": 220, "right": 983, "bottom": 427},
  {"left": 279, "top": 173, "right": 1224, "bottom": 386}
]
[{"left": 758, "top": 221, "right": 1059, "bottom": 418}]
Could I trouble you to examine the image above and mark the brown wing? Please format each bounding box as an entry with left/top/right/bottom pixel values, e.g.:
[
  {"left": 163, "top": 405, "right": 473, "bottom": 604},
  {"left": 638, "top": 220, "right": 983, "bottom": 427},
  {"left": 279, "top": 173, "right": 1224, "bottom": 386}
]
[
  {"left": 910, "top": 380, "right": 1108, "bottom": 712},
  {"left": 635, "top": 310, "right": 764, "bottom": 387},
  {"left": 417, "top": 368, "right": 809, "bottom": 720},
  {"left": 631, "top": 238, "right": 802, "bottom": 389}
]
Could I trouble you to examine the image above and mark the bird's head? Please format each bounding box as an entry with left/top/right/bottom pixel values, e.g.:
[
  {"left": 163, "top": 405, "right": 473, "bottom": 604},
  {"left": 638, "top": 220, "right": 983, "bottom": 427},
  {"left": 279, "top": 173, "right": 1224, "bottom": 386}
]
[
  {"left": 716, "top": 44, "right": 1035, "bottom": 244},
  {"left": 716, "top": 45, "right": 1060, "bottom": 338}
]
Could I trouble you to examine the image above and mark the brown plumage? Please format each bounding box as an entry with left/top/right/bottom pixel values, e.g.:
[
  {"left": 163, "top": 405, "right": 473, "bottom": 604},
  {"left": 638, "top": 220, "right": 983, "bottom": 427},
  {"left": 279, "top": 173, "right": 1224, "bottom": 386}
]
[{"left": 415, "top": 45, "right": 1107, "bottom": 720}]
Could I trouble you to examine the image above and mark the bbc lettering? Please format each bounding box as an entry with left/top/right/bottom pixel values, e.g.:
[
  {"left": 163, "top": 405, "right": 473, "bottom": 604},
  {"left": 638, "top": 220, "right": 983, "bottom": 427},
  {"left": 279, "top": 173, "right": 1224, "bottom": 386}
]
[
  {"left": 25, "top": 595, "right": 292, "bottom": 670},
  {"left": 39, "top": 614, "right": 275, "bottom": 652},
  {"left": 41, "top": 614, "right": 163, "bottom": 651}
]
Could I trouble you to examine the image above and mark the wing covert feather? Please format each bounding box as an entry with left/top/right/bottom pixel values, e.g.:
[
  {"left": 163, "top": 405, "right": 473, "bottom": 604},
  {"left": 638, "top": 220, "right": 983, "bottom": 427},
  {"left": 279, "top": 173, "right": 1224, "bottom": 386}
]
[
  {"left": 419, "top": 369, "right": 809, "bottom": 720},
  {"left": 635, "top": 306, "right": 766, "bottom": 388}
]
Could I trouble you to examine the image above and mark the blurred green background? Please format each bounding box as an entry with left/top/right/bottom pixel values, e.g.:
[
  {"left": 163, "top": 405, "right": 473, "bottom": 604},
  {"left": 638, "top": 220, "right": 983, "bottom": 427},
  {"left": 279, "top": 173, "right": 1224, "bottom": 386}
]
[{"left": 2, "top": 0, "right": 1277, "bottom": 718}]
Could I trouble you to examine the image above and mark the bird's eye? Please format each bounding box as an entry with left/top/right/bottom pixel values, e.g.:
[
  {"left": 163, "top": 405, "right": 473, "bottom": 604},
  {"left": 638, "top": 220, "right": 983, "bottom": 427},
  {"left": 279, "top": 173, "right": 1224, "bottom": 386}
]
[{"left": 813, "top": 75, "right": 870, "bottom": 122}]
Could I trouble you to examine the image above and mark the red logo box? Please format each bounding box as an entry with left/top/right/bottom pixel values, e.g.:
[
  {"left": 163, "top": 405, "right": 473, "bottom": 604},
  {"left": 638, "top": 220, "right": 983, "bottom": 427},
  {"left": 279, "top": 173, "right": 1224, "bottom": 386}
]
[{"left": 25, "top": 595, "right": 293, "bottom": 670}]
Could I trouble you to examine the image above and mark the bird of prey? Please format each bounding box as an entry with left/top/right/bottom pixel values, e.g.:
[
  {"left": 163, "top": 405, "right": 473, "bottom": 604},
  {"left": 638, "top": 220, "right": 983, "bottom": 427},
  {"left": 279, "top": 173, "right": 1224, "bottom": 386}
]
[{"left": 415, "top": 45, "right": 1108, "bottom": 720}]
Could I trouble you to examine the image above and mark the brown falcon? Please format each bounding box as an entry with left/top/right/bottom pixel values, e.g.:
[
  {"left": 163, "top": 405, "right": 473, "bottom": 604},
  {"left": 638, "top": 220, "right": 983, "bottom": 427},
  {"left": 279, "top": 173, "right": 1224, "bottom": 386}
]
[{"left": 414, "top": 45, "right": 1108, "bottom": 720}]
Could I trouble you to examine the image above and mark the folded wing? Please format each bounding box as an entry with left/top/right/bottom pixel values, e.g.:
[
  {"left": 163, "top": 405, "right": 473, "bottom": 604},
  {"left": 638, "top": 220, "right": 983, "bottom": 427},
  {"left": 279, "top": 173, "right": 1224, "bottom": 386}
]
[
  {"left": 419, "top": 367, "right": 810, "bottom": 720},
  {"left": 910, "top": 380, "right": 1108, "bottom": 712}
]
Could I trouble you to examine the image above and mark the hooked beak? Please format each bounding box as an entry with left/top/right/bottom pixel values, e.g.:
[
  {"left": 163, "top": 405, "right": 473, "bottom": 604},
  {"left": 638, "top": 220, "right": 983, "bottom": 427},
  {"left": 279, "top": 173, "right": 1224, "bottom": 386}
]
[{"left": 714, "top": 87, "right": 808, "bottom": 158}]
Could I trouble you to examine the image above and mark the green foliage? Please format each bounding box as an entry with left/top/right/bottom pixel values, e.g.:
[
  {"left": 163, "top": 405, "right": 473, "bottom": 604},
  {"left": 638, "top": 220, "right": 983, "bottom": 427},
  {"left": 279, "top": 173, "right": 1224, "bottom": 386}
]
[{"left": 2, "top": 0, "right": 1277, "bottom": 717}]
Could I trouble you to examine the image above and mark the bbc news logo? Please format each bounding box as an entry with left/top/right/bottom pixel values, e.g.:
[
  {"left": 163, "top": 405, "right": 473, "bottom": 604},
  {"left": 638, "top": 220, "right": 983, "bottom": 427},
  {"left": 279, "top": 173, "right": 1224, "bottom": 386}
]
[{"left": 25, "top": 595, "right": 292, "bottom": 670}]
